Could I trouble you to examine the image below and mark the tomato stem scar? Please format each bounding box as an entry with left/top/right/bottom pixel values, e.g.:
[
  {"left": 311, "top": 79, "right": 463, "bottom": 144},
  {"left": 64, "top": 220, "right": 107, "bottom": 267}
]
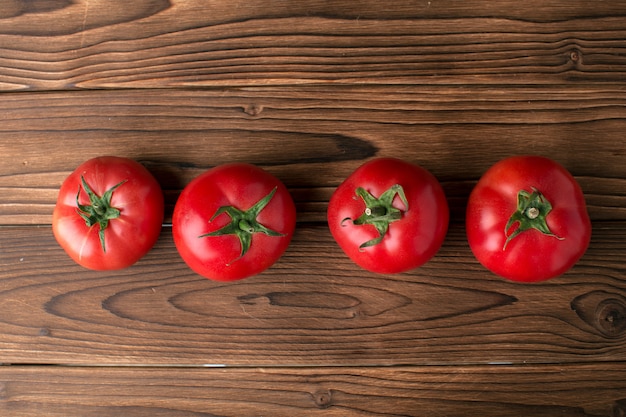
[
  {"left": 503, "top": 187, "right": 563, "bottom": 250},
  {"left": 341, "top": 184, "right": 408, "bottom": 250}
]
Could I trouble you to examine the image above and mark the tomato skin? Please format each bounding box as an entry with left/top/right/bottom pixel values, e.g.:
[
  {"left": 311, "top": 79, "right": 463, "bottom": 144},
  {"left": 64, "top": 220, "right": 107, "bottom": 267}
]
[
  {"left": 172, "top": 163, "right": 296, "bottom": 281},
  {"left": 466, "top": 155, "right": 591, "bottom": 282},
  {"left": 327, "top": 158, "right": 449, "bottom": 274},
  {"left": 52, "top": 156, "right": 164, "bottom": 271}
]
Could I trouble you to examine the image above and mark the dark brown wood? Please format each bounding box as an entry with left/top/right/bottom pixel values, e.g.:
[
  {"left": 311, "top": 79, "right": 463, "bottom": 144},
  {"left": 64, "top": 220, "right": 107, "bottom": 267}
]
[
  {"left": 1, "top": 1, "right": 626, "bottom": 90},
  {"left": 1, "top": 0, "right": 625, "bottom": 415},
  {"left": 0, "top": 86, "right": 625, "bottom": 224},
  {"left": 0, "top": 223, "right": 624, "bottom": 366},
  {"left": 1, "top": 363, "right": 625, "bottom": 416}
]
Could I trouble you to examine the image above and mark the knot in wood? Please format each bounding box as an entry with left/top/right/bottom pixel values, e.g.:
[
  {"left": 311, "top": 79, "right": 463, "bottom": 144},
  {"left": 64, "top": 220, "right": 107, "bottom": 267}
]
[
  {"left": 569, "top": 49, "right": 583, "bottom": 66},
  {"left": 244, "top": 103, "right": 263, "bottom": 117},
  {"left": 595, "top": 299, "right": 626, "bottom": 338},
  {"left": 571, "top": 291, "right": 626, "bottom": 339},
  {"left": 312, "top": 389, "right": 333, "bottom": 409}
]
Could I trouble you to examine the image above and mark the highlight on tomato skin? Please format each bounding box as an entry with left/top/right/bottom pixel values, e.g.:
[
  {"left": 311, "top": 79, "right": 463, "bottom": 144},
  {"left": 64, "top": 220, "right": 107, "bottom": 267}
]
[
  {"left": 466, "top": 155, "right": 592, "bottom": 283},
  {"left": 52, "top": 156, "right": 164, "bottom": 271},
  {"left": 172, "top": 163, "right": 297, "bottom": 282},
  {"left": 327, "top": 157, "right": 449, "bottom": 274}
]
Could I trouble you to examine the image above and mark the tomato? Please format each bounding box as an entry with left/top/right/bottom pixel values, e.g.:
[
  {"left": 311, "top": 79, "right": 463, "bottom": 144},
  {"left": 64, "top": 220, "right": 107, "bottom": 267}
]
[
  {"left": 172, "top": 163, "right": 296, "bottom": 281},
  {"left": 466, "top": 155, "right": 591, "bottom": 282},
  {"left": 327, "top": 158, "right": 449, "bottom": 274},
  {"left": 53, "top": 156, "right": 164, "bottom": 270}
]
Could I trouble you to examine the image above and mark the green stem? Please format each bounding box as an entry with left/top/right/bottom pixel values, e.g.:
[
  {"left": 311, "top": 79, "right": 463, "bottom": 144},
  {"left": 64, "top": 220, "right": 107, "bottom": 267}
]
[
  {"left": 342, "top": 184, "right": 408, "bottom": 249},
  {"left": 503, "top": 187, "right": 564, "bottom": 250},
  {"left": 76, "top": 176, "right": 126, "bottom": 253},
  {"left": 199, "top": 187, "right": 285, "bottom": 265}
]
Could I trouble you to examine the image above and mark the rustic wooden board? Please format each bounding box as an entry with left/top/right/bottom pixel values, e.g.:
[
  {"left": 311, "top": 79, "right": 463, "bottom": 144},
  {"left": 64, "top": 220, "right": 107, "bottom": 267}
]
[
  {"left": 1, "top": 0, "right": 625, "bottom": 415},
  {"left": 0, "top": 223, "right": 624, "bottom": 366},
  {"left": 1, "top": 1, "right": 626, "bottom": 90},
  {"left": 0, "top": 86, "right": 625, "bottom": 224},
  {"left": 1, "top": 363, "right": 626, "bottom": 416}
]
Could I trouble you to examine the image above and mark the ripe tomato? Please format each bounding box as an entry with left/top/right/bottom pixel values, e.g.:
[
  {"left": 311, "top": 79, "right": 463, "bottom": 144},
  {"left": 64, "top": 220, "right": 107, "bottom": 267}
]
[
  {"left": 327, "top": 158, "right": 449, "bottom": 274},
  {"left": 53, "top": 156, "right": 164, "bottom": 270},
  {"left": 172, "top": 163, "right": 296, "bottom": 281},
  {"left": 466, "top": 155, "right": 591, "bottom": 282}
]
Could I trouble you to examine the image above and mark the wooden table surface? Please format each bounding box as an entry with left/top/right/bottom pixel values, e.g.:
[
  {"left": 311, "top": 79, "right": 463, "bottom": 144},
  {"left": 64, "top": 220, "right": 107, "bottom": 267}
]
[{"left": 1, "top": 1, "right": 626, "bottom": 415}]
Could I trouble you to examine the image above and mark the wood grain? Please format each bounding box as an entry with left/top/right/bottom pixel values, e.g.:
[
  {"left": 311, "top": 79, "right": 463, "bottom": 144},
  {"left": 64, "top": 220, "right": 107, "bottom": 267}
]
[
  {"left": 1, "top": 363, "right": 625, "bottom": 416},
  {"left": 1, "top": 0, "right": 625, "bottom": 414},
  {"left": 0, "top": 223, "right": 624, "bottom": 366},
  {"left": 1, "top": 1, "right": 626, "bottom": 90},
  {"left": 0, "top": 86, "right": 625, "bottom": 224}
]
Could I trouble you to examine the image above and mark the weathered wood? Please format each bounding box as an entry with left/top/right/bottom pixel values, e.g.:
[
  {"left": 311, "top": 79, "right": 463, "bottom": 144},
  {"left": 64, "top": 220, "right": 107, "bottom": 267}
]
[
  {"left": 1, "top": 1, "right": 626, "bottom": 90},
  {"left": 0, "top": 223, "right": 624, "bottom": 366},
  {"left": 0, "top": 86, "right": 625, "bottom": 224},
  {"left": 1, "top": 363, "right": 625, "bottom": 416},
  {"left": 1, "top": 0, "right": 625, "bottom": 414}
]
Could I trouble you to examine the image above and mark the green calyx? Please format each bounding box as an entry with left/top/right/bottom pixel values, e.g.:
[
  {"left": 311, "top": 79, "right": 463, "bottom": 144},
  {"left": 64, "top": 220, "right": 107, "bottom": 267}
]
[
  {"left": 76, "top": 176, "right": 126, "bottom": 253},
  {"left": 342, "top": 184, "right": 408, "bottom": 250},
  {"left": 504, "top": 187, "right": 564, "bottom": 250},
  {"left": 200, "top": 186, "right": 284, "bottom": 265}
]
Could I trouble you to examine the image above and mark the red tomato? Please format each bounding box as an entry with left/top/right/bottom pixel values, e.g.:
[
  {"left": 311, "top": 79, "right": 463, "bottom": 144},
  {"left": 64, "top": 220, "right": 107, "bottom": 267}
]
[
  {"left": 53, "top": 156, "right": 164, "bottom": 270},
  {"left": 466, "top": 155, "right": 591, "bottom": 282},
  {"left": 327, "top": 158, "right": 449, "bottom": 274},
  {"left": 172, "top": 163, "right": 296, "bottom": 281}
]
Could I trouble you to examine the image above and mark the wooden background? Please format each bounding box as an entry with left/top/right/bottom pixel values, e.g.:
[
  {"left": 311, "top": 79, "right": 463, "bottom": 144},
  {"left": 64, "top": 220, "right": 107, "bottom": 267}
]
[{"left": 1, "top": 1, "right": 626, "bottom": 415}]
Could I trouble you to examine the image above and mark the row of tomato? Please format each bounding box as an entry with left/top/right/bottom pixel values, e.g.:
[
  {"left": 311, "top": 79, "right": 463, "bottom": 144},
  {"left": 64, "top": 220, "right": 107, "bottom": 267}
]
[{"left": 52, "top": 155, "right": 591, "bottom": 283}]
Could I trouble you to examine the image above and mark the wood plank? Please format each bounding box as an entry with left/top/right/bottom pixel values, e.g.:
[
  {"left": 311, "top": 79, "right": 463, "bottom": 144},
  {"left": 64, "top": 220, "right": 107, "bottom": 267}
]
[
  {"left": 2, "top": 1, "right": 625, "bottom": 415},
  {"left": 0, "top": 86, "right": 625, "bottom": 224},
  {"left": 2, "top": 1, "right": 626, "bottom": 90},
  {"left": 1, "top": 363, "right": 625, "bottom": 416},
  {"left": 0, "top": 223, "right": 624, "bottom": 366}
]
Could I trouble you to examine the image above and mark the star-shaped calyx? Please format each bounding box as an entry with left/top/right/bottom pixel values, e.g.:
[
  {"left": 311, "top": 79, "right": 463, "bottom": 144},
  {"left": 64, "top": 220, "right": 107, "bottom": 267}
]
[
  {"left": 76, "top": 176, "right": 126, "bottom": 253},
  {"left": 342, "top": 184, "right": 408, "bottom": 250},
  {"left": 504, "top": 187, "right": 564, "bottom": 250},
  {"left": 199, "top": 187, "right": 284, "bottom": 264}
]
